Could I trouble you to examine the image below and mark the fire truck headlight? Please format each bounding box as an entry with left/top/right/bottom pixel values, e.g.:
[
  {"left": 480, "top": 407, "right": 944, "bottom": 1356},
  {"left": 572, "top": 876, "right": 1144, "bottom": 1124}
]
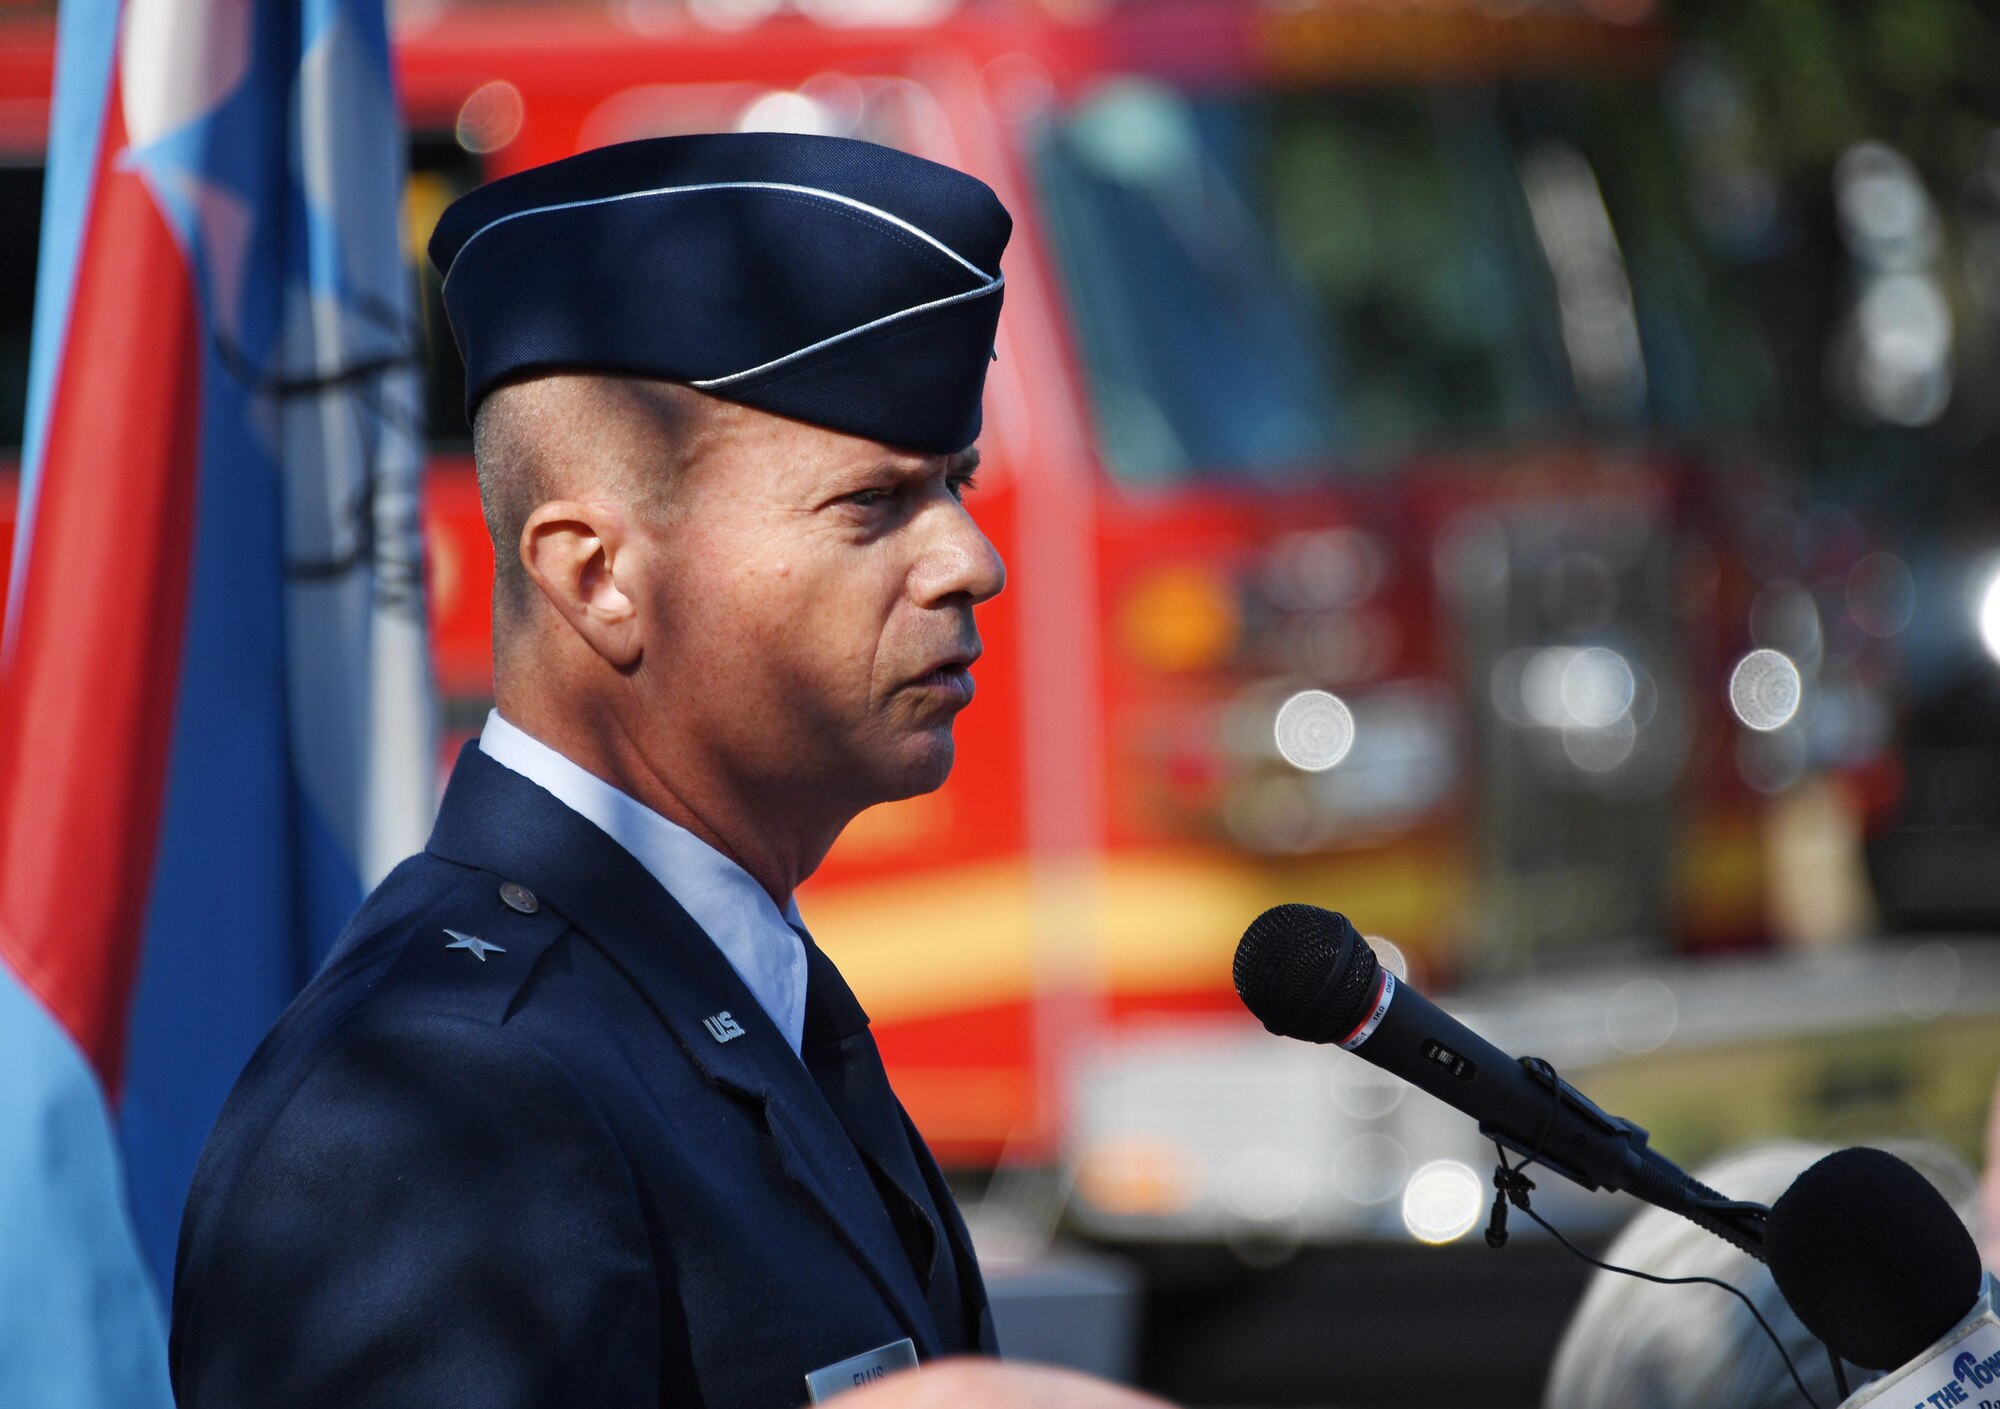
[{"left": 1976, "top": 562, "right": 2000, "bottom": 665}]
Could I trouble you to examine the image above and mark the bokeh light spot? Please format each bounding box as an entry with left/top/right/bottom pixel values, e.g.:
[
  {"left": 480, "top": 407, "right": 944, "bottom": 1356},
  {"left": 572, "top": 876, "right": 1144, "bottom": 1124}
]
[
  {"left": 1606, "top": 978, "right": 1679, "bottom": 1054},
  {"left": 1220, "top": 1147, "right": 1307, "bottom": 1223},
  {"left": 1274, "top": 690, "right": 1354, "bottom": 772},
  {"left": 1897, "top": 943, "right": 1961, "bottom": 1021},
  {"left": 1729, "top": 649, "right": 1802, "bottom": 731},
  {"left": 1331, "top": 1134, "right": 1409, "bottom": 1206},
  {"left": 1977, "top": 567, "right": 2000, "bottom": 665},
  {"left": 1401, "top": 1160, "right": 1483, "bottom": 1244},
  {"left": 456, "top": 80, "right": 524, "bottom": 155}
]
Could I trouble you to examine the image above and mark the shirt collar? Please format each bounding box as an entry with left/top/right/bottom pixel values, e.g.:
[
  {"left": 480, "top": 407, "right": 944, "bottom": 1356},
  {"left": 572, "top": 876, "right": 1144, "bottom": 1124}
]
[{"left": 477, "top": 709, "right": 808, "bottom": 1054}]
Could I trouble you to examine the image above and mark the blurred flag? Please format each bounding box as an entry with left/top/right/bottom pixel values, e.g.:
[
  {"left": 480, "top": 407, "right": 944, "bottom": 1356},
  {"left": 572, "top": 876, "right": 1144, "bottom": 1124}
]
[{"left": 0, "top": 0, "right": 435, "bottom": 1397}]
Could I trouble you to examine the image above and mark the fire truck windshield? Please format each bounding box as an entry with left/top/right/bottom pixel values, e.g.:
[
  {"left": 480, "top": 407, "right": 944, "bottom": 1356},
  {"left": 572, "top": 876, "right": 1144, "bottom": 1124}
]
[{"left": 1033, "top": 75, "right": 1774, "bottom": 487}]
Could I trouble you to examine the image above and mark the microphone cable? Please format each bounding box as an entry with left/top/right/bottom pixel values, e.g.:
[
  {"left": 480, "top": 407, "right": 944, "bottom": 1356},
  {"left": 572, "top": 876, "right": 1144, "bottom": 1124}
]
[{"left": 1480, "top": 1058, "right": 1842, "bottom": 1409}]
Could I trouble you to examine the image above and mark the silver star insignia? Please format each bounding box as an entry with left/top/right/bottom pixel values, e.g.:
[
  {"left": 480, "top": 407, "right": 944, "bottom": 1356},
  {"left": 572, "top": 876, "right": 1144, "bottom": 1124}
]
[{"left": 443, "top": 928, "right": 506, "bottom": 962}]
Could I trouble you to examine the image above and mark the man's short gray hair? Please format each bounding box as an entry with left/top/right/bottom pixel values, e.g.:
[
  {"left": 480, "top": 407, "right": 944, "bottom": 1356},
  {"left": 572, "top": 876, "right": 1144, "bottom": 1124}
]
[{"left": 470, "top": 374, "right": 718, "bottom": 629}]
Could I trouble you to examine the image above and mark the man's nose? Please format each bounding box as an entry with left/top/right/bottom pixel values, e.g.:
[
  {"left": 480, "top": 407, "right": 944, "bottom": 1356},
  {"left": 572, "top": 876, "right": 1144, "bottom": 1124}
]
[{"left": 915, "top": 500, "right": 1006, "bottom": 607}]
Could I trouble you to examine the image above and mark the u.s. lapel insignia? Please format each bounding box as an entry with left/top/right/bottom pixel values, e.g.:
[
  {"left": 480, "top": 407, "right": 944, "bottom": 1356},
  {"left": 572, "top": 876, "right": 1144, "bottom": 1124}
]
[
  {"left": 703, "top": 1011, "right": 746, "bottom": 1043},
  {"left": 444, "top": 928, "right": 506, "bottom": 961}
]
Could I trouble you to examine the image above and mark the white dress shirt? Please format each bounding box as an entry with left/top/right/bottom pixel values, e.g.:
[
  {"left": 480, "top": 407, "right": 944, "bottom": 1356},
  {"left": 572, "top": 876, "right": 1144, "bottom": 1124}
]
[{"left": 478, "top": 709, "right": 809, "bottom": 1055}]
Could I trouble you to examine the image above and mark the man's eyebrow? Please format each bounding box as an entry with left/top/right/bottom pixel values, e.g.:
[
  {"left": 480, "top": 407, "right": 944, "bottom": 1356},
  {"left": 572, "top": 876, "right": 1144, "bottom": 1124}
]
[{"left": 851, "top": 448, "right": 980, "bottom": 486}]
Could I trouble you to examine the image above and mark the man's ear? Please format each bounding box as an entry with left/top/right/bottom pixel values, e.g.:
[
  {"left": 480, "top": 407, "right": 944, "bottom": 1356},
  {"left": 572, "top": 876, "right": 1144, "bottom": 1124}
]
[{"left": 519, "top": 501, "right": 643, "bottom": 669}]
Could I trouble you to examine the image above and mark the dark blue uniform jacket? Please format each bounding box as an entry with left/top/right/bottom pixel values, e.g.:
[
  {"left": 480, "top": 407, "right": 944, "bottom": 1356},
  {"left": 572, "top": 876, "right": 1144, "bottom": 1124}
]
[{"left": 170, "top": 743, "right": 994, "bottom": 1407}]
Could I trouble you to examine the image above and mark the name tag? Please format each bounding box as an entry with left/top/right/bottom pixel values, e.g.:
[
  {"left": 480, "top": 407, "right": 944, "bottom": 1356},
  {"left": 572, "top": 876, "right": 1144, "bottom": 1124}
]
[{"left": 804, "top": 1337, "right": 919, "bottom": 1403}]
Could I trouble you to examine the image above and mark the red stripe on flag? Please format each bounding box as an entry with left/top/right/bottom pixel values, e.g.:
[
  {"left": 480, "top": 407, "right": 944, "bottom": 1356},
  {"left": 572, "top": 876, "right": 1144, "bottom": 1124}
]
[{"left": 0, "top": 89, "right": 203, "bottom": 1096}]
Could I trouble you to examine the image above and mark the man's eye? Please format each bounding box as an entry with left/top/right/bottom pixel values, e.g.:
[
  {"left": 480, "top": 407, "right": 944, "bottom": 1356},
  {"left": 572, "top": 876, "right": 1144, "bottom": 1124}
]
[{"left": 845, "top": 476, "right": 978, "bottom": 510}]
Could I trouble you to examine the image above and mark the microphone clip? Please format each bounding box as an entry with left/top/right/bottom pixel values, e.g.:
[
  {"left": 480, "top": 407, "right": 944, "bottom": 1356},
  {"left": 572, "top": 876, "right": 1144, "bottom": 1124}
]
[
  {"left": 1487, "top": 1052, "right": 1565, "bottom": 1249},
  {"left": 1485, "top": 1156, "right": 1537, "bottom": 1249}
]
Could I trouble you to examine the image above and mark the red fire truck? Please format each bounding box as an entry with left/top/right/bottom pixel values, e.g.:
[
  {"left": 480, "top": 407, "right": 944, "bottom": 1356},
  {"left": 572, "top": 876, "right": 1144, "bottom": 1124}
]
[{"left": 0, "top": 0, "right": 1899, "bottom": 1205}]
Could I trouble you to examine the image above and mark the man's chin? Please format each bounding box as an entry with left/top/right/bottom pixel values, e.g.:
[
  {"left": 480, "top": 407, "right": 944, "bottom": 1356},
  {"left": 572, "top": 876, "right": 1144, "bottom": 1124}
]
[{"left": 875, "top": 733, "right": 955, "bottom": 803}]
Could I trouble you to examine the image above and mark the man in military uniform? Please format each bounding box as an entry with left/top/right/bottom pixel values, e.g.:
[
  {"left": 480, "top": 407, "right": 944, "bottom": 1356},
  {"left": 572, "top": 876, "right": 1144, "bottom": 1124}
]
[{"left": 170, "top": 132, "right": 1155, "bottom": 1408}]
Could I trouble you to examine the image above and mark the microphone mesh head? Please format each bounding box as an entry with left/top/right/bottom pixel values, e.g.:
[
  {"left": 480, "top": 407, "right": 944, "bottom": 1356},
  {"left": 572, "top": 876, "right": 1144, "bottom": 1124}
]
[
  {"left": 1765, "top": 1146, "right": 1984, "bottom": 1370},
  {"left": 1232, "top": 904, "right": 1379, "bottom": 1043}
]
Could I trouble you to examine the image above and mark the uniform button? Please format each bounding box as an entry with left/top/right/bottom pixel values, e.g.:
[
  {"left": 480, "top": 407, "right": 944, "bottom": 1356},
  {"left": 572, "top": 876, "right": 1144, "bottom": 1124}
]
[{"left": 500, "top": 882, "right": 539, "bottom": 914}]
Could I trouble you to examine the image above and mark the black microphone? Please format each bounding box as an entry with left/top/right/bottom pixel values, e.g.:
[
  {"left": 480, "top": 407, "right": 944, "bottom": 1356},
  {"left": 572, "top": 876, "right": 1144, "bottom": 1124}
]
[
  {"left": 1765, "top": 1147, "right": 1986, "bottom": 1372},
  {"left": 1232, "top": 903, "right": 1765, "bottom": 1256}
]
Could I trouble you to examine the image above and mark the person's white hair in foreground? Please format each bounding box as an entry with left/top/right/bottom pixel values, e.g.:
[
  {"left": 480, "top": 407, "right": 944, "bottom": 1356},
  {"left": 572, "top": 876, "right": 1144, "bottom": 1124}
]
[
  {"left": 847, "top": 1361, "right": 1173, "bottom": 1407},
  {"left": 1544, "top": 1139, "right": 1982, "bottom": 1409}
]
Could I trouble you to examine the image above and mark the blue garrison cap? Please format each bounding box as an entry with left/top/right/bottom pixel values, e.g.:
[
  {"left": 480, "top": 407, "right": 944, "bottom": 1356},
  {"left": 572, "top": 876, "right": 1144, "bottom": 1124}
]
[{"left": 429, "top": 133, "right": 1010, "bottom": 454}]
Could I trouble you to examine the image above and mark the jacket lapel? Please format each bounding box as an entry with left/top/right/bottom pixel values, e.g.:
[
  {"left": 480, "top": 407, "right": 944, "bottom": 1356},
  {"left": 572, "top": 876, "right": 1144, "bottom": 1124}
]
[
  {"left": 425, "top": 743, "right": 940, "bottom": 1354},
  {"left": 899, "top": 1104, "right": 997, "bottom": 1353}
]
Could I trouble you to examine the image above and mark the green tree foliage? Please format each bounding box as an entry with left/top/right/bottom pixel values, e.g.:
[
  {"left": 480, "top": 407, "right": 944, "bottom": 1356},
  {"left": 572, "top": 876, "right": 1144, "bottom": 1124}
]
[{"left": 1681, "top": 0, "right": 2000, "bottom": 178}]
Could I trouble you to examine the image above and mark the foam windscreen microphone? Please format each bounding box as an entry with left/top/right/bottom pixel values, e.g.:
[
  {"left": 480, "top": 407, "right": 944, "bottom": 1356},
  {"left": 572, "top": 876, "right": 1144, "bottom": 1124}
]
[
  {"left": 1765, "top": 1147, "right": 1984, "bottom": 1372},
  {"left": 1233, "top": 903, "right": 1767, "bottom": 1255}
]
